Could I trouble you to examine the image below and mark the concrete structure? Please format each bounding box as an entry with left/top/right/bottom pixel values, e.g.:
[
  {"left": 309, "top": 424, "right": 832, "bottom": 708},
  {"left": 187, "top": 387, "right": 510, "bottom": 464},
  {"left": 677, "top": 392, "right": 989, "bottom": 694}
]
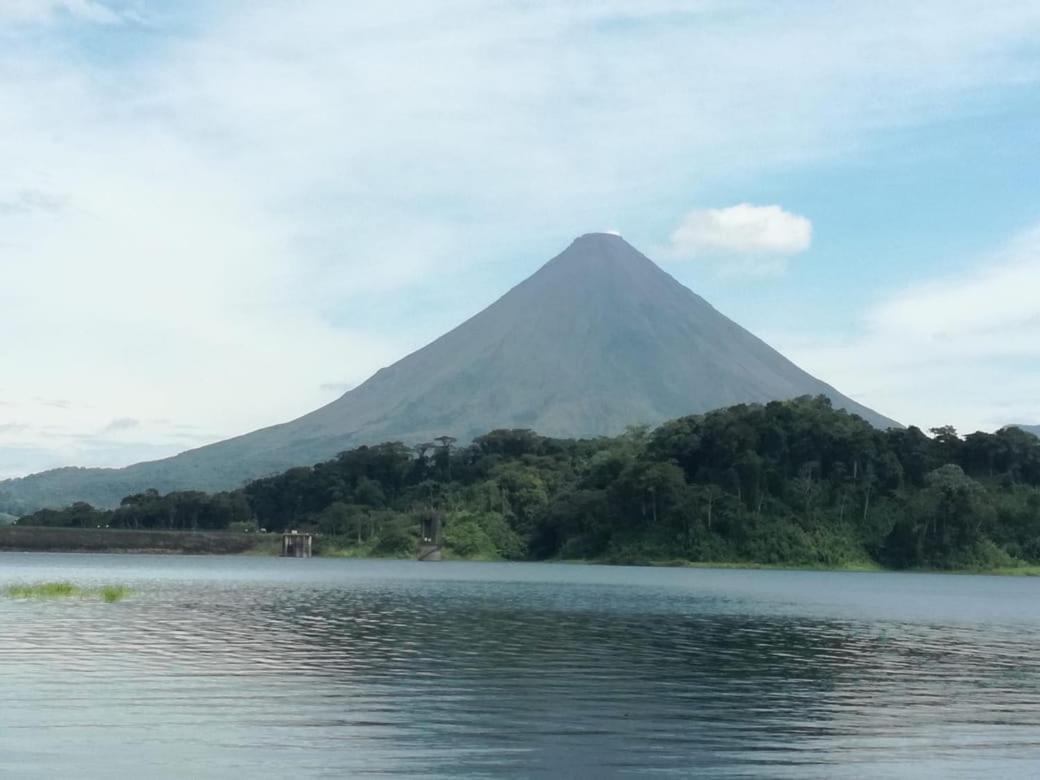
[
  {"left": 418, "top": 512, "right": 442, "bottom": 561},
  {"left": 281, "top": 530, "right": 313, "bottom": 558}
]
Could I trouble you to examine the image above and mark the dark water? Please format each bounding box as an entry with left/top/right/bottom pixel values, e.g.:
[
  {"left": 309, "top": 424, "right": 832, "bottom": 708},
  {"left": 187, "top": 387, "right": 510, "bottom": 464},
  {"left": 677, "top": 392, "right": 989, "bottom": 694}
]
[{"left": 1, "top": 555, "right": 1039, "bottom": 778}]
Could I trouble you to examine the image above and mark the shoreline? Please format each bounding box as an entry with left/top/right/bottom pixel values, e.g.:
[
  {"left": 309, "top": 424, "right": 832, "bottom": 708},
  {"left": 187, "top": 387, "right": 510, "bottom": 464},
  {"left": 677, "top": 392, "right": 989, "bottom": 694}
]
[
  {"left": 555, "top": 557, "right": 1040, "bottom": 577},
  {"left": 2, "top": 527, "right": 1037, "bottom": 576}
]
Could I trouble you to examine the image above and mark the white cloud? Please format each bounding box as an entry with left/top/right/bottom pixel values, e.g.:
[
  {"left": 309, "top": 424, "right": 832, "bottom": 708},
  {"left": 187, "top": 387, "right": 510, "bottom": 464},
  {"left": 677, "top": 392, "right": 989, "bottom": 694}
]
[
  {"left": 667, "top": 204, "right": 812, "bottom": 276},
  {"left": 776, "top": 223, "right": 1040, "bottom": 433},
  {"left": 671, "top": 204, "right": 812, "bottom": 256}
]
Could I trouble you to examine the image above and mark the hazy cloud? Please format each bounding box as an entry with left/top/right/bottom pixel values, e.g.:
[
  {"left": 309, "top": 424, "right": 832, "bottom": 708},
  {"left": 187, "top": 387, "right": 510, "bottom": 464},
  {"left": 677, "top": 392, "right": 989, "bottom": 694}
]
[
  {"left": 0, "top": 0, "right": 125, "bottom": 25},
  {"left": 34, "top": 398, "right": 72, "bottom": 409},
  {"left": 865, "top": 226, "right": 1040, "bottom": 344},
  {"left": 320, "top": 382, "right": 357, "bottom": 394},
  {"left": 0, "top": 445, "right": 62, "bottom": 478},
  {"left": 778, "top": 222, "right": 1040, "bottom": 433},
  {"left": 102, "top": 416, "right": 139, "bottom": 432},
  {"left": 0, "top": 189, "right": 65, "bottom": 216},
  {"left": 0, "top": 423, "right": 219, "bottom": 478}
]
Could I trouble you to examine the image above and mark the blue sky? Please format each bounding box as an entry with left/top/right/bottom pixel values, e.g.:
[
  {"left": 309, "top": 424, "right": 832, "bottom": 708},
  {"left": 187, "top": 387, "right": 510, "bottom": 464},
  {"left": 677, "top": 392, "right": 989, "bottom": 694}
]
[{"left": 2, "top": 0, "right": 1040, "bottom": 478}]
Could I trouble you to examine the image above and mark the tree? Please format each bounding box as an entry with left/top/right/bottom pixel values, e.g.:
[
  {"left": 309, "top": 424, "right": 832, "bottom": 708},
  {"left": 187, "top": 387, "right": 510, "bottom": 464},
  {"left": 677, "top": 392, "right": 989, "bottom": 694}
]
[
  {"left": 882, "top": 464, "right": 995, "bottom": 568},
  {"left": 435, "top": 435, "right": 457, "bottom": 481}
]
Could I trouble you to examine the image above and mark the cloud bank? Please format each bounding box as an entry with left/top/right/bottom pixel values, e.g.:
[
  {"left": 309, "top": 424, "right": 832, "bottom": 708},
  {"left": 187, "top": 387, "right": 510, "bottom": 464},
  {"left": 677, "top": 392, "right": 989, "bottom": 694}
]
[
  {"left": 2, "top": 1, "right": 1040, "bottom": 476},
  {"left": 778, "top": 222, "right": 1040, "bottom": 433}
]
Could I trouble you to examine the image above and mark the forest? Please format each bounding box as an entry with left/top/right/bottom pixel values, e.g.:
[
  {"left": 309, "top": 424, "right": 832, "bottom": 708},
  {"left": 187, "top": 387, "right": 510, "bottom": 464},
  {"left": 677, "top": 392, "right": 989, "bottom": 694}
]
[{"left": 16, "top": 396, "right": 1040, "bottom": 570}]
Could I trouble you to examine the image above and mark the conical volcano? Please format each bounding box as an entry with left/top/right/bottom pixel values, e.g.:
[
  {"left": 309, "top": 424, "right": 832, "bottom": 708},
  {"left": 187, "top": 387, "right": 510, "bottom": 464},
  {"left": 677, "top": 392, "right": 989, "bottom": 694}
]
[
  {"left": 288, "top": 232, "right": 896, "bottom": 441},
  {"left": 2, "top": 233, "right": 897, "bottom": 508}
]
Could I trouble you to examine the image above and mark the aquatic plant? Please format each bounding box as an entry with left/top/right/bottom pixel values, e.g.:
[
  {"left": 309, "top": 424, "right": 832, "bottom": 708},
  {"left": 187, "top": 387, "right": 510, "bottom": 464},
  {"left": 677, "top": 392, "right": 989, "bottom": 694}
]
[
  {"left": 100, "top": 585, "right": 132, "bottom": 603},
  {"left": 3, "top": 581, "right": 132, "bottom": 602},
  {"left": 5, "top": 581, "right": 78, "bottom": 598}
]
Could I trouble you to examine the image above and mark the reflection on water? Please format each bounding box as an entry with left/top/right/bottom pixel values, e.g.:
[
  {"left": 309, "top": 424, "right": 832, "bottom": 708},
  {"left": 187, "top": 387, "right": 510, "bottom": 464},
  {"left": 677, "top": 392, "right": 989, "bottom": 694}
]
[{"left": 1, "top": 555, "right": 1039, "bottom": 778}]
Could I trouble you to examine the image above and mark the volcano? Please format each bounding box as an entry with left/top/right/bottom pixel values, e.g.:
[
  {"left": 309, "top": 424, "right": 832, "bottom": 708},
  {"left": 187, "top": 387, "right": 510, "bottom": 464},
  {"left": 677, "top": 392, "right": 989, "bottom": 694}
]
[{"left": 3, "top": 233, "right": 897, "bottom": 508}]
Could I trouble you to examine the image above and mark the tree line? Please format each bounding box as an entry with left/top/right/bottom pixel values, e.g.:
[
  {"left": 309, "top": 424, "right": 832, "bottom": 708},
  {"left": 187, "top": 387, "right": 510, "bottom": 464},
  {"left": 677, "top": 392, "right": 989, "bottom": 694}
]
[{"left": 17, "top": 396, "right": 1040, "bottom": 569}]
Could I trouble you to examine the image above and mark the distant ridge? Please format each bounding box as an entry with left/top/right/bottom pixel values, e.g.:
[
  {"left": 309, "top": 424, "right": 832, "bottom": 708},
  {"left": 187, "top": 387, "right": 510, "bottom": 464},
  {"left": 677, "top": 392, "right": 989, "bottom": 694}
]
[
  {"left": 2, "top": 233, "right": 898, "bottom": 509},
  {"left": 1012, "top": 425, "right": 1040, "bottom": 438}
]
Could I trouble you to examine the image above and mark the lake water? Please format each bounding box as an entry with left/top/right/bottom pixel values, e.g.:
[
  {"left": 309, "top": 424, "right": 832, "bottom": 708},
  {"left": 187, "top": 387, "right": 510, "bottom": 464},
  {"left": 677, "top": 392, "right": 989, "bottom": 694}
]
[{"left": 1, "top": 554, "right": 1038, "bottom": 778}]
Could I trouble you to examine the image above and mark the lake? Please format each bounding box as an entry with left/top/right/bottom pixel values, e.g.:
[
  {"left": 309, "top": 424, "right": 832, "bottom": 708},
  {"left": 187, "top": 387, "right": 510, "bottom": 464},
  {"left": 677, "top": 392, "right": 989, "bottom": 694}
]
[{"left": 1, "top": 554, "right": 1038, "bottom": 778}]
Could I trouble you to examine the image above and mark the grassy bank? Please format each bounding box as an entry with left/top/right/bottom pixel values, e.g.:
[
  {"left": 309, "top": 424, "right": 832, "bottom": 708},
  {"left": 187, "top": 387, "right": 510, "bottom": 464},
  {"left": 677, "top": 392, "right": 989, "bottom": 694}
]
[
  {"left": 630, "top": 559, "right": 1040, "bottom": 575},
  {"left": 625, "top": 558, "right": 886, "bottom": 572},
  {"left": 965, "top": 565, "right": 1040, "bottom": 577},
  {"left": 562, "top": 553, "right": 1040, "bottom": 575},
  {"left": 310, "top": 540, "right": 1038, "bottom": 574},
  {"left": 2, "top": 527, "right": 1036, "bottom": 575}
]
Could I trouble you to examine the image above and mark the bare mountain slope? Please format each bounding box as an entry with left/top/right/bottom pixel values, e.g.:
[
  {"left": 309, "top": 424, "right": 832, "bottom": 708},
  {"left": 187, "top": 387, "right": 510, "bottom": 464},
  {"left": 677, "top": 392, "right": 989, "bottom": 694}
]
[{"left": 2, "top": 233, "right": 897, "bottom": 508}]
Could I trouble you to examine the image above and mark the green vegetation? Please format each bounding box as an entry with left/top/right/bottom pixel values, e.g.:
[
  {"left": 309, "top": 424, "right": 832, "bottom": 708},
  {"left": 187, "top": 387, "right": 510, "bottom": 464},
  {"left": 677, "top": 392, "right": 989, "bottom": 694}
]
[
  {"left": 14, "top": 397, "right": 1040, "bottom": 571},
  {"left": 5, "top": 582, "right": 78, "bottom": 598},
  {"left": 17, "top": 490, "right": 251, "bottom": 532},
  {"left": 4, "top": 581, "right": 131, "bottom": 601},
  {"left": 100, "top": 585, "right": 132, "bottom": 602}
]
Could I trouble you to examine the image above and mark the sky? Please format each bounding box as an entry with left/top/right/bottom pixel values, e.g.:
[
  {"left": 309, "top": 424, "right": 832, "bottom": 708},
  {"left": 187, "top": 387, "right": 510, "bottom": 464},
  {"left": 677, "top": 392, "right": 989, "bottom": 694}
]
[{"left": 2, "top": 0, "right": 1040, "bottom": 479}]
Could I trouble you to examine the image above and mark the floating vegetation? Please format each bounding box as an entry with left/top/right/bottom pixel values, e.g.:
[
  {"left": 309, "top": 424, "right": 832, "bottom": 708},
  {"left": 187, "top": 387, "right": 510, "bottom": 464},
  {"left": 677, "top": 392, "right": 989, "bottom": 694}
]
[
  {"left": 100, "top": 585, "right": 132, "bottom": 603},
  {"left": 5, "top": 582, "right": 77, "bottom": 598},
  {"left": 3, "top": 581, "right": 132, "bottom": 602}
]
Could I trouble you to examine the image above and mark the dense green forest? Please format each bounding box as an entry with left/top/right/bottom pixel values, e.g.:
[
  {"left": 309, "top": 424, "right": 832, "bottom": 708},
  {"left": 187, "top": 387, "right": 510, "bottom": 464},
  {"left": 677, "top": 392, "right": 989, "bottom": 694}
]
[{"left": 16, "top": 397, "right": 1040, "bottom": 570}]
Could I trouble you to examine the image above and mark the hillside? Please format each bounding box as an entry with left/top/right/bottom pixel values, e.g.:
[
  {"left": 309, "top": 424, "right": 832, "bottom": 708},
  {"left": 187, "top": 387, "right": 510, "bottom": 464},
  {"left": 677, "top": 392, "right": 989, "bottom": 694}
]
[{"left": 19, "top": 398, "right": 1040, "bottom": 572}]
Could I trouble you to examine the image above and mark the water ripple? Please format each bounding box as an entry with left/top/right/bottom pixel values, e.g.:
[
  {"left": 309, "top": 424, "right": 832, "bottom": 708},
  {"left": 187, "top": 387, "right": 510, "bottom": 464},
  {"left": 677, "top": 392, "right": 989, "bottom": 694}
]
[{"left": 1, "top": 555, "right": 1039, "bottom": 778}]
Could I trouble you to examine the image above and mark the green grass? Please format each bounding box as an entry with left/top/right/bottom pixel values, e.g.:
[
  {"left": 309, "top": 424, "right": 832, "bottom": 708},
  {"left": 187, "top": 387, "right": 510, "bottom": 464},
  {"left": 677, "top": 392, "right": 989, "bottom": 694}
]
[
  {"left": 238, "top": 538, "right": 282, "bottom": 556},
  {"left": 5, "top": 581, "right": 78, "bottom": 598},
  {"left": 578, "top": 556, "right": 887, "bottom": 572},
  {"left": 971, "top": 565, "right": 1040, "bottom": 577},
  {"left": 3, "top": 581, "right": 132, "bottom": 601},
  {"left": 677, "top": 559, "right": 885, "bottom": 573},
  {"left": 100, "top": 585, "right": 132, "bottom": 602},
  {"left": 314, "top": 542, "right": 376, "bottom": 558}
]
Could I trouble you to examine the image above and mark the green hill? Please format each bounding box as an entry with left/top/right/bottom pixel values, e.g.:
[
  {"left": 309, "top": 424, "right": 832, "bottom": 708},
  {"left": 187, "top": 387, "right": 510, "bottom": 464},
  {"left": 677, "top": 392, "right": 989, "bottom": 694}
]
[{"left": 19, "top": 397, "right": 1040, "bottom": 571}]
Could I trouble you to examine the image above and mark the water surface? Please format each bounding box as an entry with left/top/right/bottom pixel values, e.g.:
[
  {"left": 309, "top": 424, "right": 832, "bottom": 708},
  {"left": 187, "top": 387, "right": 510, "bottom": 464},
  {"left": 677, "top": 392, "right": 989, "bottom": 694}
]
[{"left": 1, "top": 554, "right": 1039, "bottom": 778}]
